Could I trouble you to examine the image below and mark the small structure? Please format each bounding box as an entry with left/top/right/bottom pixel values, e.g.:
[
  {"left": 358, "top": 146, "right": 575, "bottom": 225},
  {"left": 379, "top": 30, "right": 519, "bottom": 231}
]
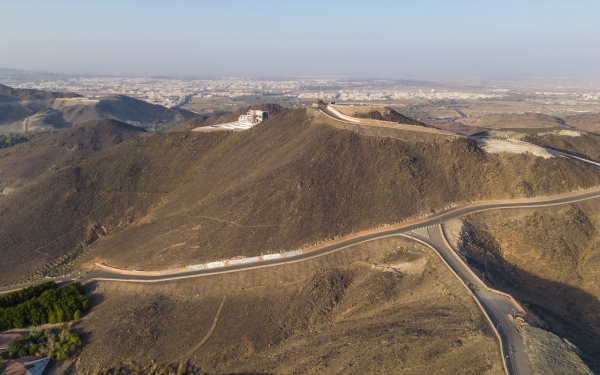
[
  {"left": 2, "top": 357, "right": 49, "bottom": 375},
  {"left": 193, "top": 109, "right": 269, "bottom": 132},
  {"left": 238, "top": 110, "right": 269, "bottom": 124}
]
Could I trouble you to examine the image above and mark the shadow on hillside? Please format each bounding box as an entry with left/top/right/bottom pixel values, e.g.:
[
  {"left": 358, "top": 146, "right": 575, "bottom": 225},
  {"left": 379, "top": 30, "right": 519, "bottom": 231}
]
[{"left": 461, "top": 243, "right": 600, "bottom": 372}]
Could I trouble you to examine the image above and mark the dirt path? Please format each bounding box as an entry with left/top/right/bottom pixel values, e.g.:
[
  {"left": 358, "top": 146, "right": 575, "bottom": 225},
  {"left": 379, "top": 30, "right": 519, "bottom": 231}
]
[{"left": 180, "top": 295, "right": 227, "bottom": 360}]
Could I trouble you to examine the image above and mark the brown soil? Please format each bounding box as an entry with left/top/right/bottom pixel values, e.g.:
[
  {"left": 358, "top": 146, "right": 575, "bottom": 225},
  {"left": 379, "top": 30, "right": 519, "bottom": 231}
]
[
  {"left": 2, "top": 107, "right": 600, "bottom": 286},
  {"left": 49, "top": 237, "right": 503, "bottom": 375},
  {"left": 453, "top": 198, "right": 600, "bottom": 372},
  {"left": 514, "top": 318, "right": 593, "bottom": 375},
  {"left": 525, "top": 131, "right": 600, "bottom": 162}
]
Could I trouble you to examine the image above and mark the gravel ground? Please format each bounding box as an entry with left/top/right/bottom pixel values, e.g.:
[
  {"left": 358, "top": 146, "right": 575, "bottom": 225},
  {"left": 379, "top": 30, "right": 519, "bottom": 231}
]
[{"left": 515, "top": 319, "right": 593, "bottom": 375}]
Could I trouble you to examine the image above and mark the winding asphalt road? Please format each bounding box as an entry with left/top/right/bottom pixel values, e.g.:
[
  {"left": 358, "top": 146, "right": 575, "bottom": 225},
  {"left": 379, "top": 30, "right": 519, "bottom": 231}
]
[
  {"left": 407, "top": 226, "right": 530, "bottom": 375},
  {"left": 4, "top": 109, "right": 600, "bottom": 374},
  {"left": 3, "top": 190, "right": 600, "bottom": 374}
]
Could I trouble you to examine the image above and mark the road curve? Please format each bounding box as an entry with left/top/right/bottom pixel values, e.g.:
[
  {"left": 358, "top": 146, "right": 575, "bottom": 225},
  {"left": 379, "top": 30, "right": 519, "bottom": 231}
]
[{"left": 407, "top": 226, "right": 531, "bottom": 375}]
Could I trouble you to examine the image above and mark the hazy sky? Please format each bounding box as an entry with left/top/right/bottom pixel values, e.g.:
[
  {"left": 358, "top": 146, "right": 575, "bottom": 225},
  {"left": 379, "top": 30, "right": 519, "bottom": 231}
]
[{"left": 1, "top": 0, "right": 598, "bottom": 78}]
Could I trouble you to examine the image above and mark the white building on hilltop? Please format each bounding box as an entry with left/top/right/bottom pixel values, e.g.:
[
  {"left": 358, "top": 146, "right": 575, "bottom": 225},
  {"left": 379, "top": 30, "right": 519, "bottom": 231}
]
[
  {"left": 239, "top": 110, "right": 269, "bottom": 124},
  {"left": 192, "top": 109, "right": 269, "bottom": 132}
]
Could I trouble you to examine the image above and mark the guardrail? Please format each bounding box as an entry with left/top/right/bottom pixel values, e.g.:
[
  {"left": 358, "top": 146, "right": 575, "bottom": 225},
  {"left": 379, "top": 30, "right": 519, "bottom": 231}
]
[
  {"left": 94, "top": 250, "right": 305, "bottom": 275},
  {"left": 439, "top": 225, "right": 526, "bottom": 316}
]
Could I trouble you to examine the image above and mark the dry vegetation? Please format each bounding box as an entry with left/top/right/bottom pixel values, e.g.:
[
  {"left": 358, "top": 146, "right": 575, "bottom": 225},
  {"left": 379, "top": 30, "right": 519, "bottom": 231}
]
[
  {"left": 451, "top": 199, "right": 600, "bottom": 372},
  {"left": 49, "top": 237, "right": 503, "bottom": 375}
]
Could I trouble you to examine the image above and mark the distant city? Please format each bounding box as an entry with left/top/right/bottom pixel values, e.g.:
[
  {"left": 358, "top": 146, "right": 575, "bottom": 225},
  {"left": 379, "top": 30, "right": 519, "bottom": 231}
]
[{"left": 1, "top": 76, "right": 597, "bottom": 109}]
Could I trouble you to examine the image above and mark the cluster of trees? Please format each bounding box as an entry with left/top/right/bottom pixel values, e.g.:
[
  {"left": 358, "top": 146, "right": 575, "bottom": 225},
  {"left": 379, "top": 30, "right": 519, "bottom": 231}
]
[
  {"left": 0, "top": 130, "right": 54, "bottom": 149},
  {"left": 0, "top": 282, "right": 56, "bottom": 308},
  {"left": 0, "top": 282, "right": 90, "bottom": 330},
  {"left": 1, "top": 324, "right": 82, "bottom": 361}
]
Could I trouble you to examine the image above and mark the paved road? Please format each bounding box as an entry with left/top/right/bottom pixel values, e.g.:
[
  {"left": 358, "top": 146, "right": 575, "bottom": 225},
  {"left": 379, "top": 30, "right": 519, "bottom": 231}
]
[
  {"left": 407, "top": 226, "right": 531, "bottom": 375},
  {"left": 2, "top": 188, "right": 600, "bottom": 293},
  {"left": 3, "top": 189, "right": 600, "bottom": 375},
  {"left": 4, "top": 109, "right": 600, "bottom": 374}
]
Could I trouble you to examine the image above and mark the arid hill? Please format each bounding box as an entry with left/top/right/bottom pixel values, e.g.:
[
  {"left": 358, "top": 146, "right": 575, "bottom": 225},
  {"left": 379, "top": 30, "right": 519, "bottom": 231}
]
[
  {"left": 333, "top": 105, "right": 427, "bottom": 126},
  {"left": 0, "top": 83, "right": 80, "bottom": 103},
  {"left": 2, "top": 107, "right": 600, "bottom": 286},
  {"left": 0, "top": 119, "right": 147, "bottom": 193},
  {"left": 59, "top": 95, "right": 197, "bottom": 126},
  {"left": 448, "top": 199, "right": 600, "bottom": 372},
  {"left": 0, "top": 84, "right": 80, "bottom": 127},
  {"left": 563, "top": 113, "right": 600, "bottom": 133},
  {"left": 525, "top": 131, "right": 600, "bottom": 162},
  {"left": 0, "top": 85, "right": 197, "bottom": 132}
]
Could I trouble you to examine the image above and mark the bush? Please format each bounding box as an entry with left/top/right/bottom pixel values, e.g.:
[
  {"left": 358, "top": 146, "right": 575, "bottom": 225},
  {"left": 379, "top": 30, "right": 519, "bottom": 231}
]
[
  {"left": 5, "top": 325, "right": 82, "bottom": 360},
  {"left": 0, "top": 282, "right": 89, "bottom": 330}
]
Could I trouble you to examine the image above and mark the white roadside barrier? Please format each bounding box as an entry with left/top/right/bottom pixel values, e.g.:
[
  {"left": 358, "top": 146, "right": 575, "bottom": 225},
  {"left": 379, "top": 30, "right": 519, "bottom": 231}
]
[
  {"left": 226, "top": 258, "right": 246, "bottom": 265},
  {"left": 262, "top": 253, "right": 282, "bottom": 260},
  {"left": 206, "top": 261, "right": 226, "bottom": 269},
  {"left": 245, "top": 256, "right": 261, "bottom": 263},
  {"left": 283, "top": 249, "right": 302, "bottom": 257},
  {"left": 187, "top": 264, "right": 206, "bottom": 271}
]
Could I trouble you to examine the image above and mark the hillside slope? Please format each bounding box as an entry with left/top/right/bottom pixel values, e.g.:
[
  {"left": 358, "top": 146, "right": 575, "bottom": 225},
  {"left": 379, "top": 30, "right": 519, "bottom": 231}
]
[
  {"left": 0, "top": 83, "right": 80, "bottom": 103},
  {"left": 0, "top": 119, "right": 147, "bottom": 193},
  {"left": 2, "top": 107, "right": 600, "bottom": 286},
  {"left": 563, "top": 113, "right": 600, "bottom": 133},
  {"left": 452, "top": 199, "right": 600, "bottom": 372},
  {"left": 525, "top": 131, "right": 600, "bottom": 162},
  {"left": 0, "top": 84, "right": 80, "bottom": 128},
  {"left": 333, "top": 105, "right": 426, "bottom": 126},
  {"left": 60, "top": 95, "right": 197, "bottom": 126}
]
